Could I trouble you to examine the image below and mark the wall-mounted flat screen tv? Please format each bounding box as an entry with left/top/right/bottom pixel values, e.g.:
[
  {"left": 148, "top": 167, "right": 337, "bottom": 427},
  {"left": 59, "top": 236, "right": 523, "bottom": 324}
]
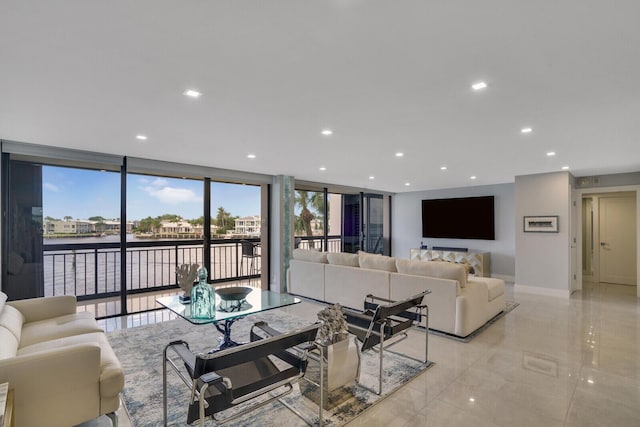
[{"left": 422, "top": 196, "right": 495, "bottom": 240}]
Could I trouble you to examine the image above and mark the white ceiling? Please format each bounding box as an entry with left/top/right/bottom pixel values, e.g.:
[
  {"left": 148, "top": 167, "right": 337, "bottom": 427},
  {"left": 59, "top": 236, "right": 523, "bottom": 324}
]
[{"left": 1, "top": 1, "right": 640, "bottom": 193}]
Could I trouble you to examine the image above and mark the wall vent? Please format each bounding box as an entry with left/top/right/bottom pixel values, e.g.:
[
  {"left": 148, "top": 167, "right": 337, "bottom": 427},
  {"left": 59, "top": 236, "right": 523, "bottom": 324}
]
[{"left": 577, "top": 177, "right": 592, "bottom": 187}]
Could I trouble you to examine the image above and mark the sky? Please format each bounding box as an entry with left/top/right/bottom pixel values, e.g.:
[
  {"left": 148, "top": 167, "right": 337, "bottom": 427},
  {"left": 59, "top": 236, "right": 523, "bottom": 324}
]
[{"left": 42, "top": 166, "right": 261, "bottom": 220}]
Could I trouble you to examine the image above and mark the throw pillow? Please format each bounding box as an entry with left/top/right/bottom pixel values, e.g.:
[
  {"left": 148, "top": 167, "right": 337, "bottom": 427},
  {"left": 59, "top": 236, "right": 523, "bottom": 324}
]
[
  {"left": 359, "top": 253, "right": 397, "bottom": 272},
  {"left": 292, "top": 248, "right": 328, "bottom": 263},
  {"left": 326, "top": 252, "right": 360, "bottom": 267},
  {"left": 395, "top": 259, "right": 467, "bottom": 287}
]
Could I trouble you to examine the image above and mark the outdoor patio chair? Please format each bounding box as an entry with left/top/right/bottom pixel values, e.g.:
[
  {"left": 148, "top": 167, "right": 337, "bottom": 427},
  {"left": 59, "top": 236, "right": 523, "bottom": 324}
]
[
  {"left": 162, "top": 321, "right": 320, "bottom": 427},
  {"left": 343, "top": 290, "right": 431, "bottom": 395},
  {"left": 240, "top": 240, "right": 261, "bottom": 275}
]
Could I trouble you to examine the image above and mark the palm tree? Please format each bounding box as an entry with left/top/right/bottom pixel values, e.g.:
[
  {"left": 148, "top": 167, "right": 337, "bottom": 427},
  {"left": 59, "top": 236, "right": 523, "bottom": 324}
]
[
  {"left": 294, "top": 191, "right": 325, "bottom": 249},
  {"left": 215, "top": 207, "right": 236, "bottom": 234}
]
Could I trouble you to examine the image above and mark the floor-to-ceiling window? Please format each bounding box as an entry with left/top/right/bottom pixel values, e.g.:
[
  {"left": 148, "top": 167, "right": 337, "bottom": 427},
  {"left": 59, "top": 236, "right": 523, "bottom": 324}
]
[
  {"left": 293, "top": 187, "right": 387, "bottom": 254},
  {"left": 2, "top": 142, "right": 271, "bottom": 316},
  {"left": 42, "top": 166, "right": 122, "bottom": 303},
  {"left": 294, "top": 189, "right": 325, "bottom": 250},
  {"left": 210, "top": 181, "right": 262, "bottom": 281},
  {"left": 1, "top": 143, "right": 122, "bottom": 305},
  {"left": 126, "top": 173, "right": 204, "bottom": 313}
]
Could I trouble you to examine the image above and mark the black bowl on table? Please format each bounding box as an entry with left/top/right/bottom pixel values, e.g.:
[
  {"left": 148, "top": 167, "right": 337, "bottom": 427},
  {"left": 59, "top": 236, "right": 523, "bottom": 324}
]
[{"left": 215, "top": 286, "right": 253, "bottom": 301}]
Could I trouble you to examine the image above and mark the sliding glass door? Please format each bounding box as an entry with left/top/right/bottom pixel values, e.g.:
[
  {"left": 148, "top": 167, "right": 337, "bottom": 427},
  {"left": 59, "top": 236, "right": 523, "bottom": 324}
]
[{"left": 341, "top": 193, "right": 385, "bottom": 254}]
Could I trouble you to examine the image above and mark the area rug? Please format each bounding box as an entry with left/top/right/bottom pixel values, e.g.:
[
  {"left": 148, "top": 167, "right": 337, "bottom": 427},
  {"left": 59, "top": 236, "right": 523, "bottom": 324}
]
[
  {"left": 428, "top": 300, "right": 519, "bottom": 343},
  {"left": 107, "top": 309, "right": 432, "bottom": 426}
]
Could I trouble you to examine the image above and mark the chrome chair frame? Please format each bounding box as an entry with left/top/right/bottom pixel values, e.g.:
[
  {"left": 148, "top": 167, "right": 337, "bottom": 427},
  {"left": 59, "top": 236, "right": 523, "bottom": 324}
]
[
  {"left": 162, "top": 322, "right": 319, "bottom": 426},
  {"left": 344, "top": 290, "right": 431, "bottom": 395}
]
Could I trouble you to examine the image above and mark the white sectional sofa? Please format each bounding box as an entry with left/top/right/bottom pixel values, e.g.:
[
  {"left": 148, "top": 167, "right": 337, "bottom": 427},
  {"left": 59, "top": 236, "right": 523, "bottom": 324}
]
[
  {"left": 0, "top": 291, "right": 124, "bottom": 427},
  {"left": 288, "top": 249, "right": 506, "bottom": 338}
]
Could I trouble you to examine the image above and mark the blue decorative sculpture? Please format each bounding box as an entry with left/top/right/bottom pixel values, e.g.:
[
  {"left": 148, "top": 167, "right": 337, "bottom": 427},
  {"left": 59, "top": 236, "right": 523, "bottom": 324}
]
[{"left": 190, "top": 267, "right": 216, "bottom": 319}]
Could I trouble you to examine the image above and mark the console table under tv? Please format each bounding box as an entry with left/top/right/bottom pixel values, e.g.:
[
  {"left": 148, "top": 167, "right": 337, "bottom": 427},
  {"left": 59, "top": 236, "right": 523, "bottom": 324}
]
[{"left": 409, "top": 249, "right": 491, "bottom": 277}]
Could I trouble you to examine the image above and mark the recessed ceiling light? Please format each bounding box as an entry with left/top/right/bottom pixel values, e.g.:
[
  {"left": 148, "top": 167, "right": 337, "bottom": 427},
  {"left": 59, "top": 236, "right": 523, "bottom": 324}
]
[
  {"left": 471, "top": 81, "right": 487, "bottom": 91},
  {"left": 404, "top": 182, "right": 411, "bottom": 186},
  {"left": 321, "top": 129, "right": 333, "bottom": 136},
  {"left": 469, "top": 397, "right": 475, "bottom": 403},
  {"left": 440, "top": 166, "right": 447, "bottom": 171},
  {"left": 521, "top": 127, "right": 533, "bottom": 134},
  {"left": 562, "top": 166, "right": 570, "bottom": 170},
  {"left": 183, "top": 89, "right": 202, "bottom": 98},
  {"left": 319, "top": 166, "right": 326, "bottom": 171},
  {"left": 547, "top": 151, "right": 556, "bottom": 156},
  {"left": 369, "top": 176, "right": 375, "bottom": 180},
  {"left": 470, "top": 176, "right": 477, "bottom": 180},
  {"left": 395, "top": 152, "right": 404, "bottom": 157},
  {"left": 136, "top": 135, "right": 148, "bottom": 140},
  {"left": 247, "top": 154, "right": 256, "bottom": 159}
]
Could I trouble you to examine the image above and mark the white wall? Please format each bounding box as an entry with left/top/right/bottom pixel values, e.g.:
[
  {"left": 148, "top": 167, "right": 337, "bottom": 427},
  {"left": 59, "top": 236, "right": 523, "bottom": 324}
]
[
  {"left": 392, "top": 183, "right": 515, "bottom": 278},
  {"left": 515, "top": 172, "right": 571, "bottom": 296}
]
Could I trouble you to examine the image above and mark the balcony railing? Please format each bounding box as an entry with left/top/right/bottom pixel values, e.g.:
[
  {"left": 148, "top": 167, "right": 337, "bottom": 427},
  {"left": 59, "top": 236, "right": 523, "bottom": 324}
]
[
  {"left": 43, "top": 235, "right": 343, "bottom": 301},
  {"left": 43, "top": 238, "right": 262, "bottom": 300},
  {"left": 295, "top": 235, "right": 342, "bottom": 252}
]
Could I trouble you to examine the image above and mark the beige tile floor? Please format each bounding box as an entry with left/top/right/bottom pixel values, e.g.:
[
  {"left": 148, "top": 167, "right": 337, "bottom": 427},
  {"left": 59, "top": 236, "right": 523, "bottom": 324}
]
[{"left": 104, "top": 281, "right": 640, "bottom": 426}]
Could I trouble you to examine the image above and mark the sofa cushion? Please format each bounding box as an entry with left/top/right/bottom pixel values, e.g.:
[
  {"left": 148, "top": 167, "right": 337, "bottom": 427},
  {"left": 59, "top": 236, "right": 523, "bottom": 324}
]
[
  {"left": 396, "top": 259, "right": 467, "bottom": 287},
  {"left": 470, "top": 277, "right": 505, "bottom": 301},
  {"left": 0, "top": 304, "right": 24, "bottom": 342},
  {"left": 358, "top": 253, "right": 397, "bottom": 272},
  {"left": 19, "top": 311, "right": 103, "bottom": 348},
  {"left": 7, "top": 252, "right": 24, "bottom": 275},
  {"left": 293, "top": 248, "right": 328, "bottom": 263},
  {"left": 18, "top": 331, "right": 125, "bottom": 398},
  {"left": 327, "top": 252, "right": 360, "bottom": 267},
  {"left": 288, "top": 259, "right": 325, "bottom": 301},
  {"left": 0, "top": 326, "right": 19, "bottom": 359},
  {"left": 0, "top": 291, "right": 7, "bottom": 315},
  {"left": 325, "top": 264, "right": 391, "bottom": 309}
]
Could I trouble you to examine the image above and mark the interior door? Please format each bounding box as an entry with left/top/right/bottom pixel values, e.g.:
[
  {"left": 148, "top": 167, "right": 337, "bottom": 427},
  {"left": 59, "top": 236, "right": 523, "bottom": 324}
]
[
  {"left": 570, "top": 190, "right": 578, "bottom": 292},
  {"left": 599, "top": 194, "right": 637, "bottom": 285}
]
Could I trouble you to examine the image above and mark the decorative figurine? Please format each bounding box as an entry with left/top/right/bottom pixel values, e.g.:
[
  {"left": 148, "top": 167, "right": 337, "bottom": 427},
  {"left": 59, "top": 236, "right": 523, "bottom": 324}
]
[
  {"left": 176, "top": 263, "right": 199, "bottom": 303},
  {"left": 190, "top": 267, "right": 216, "bottom": 319}
]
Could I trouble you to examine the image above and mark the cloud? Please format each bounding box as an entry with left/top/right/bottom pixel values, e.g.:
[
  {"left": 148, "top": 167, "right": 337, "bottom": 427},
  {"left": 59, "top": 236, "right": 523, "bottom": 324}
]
[
  {"left": 151, "top": 178, "right": 169, "bottom": 187},
  {"left": 44, "top": 182, "right": 60, "bottom": 192},
  {"left": 141, "top": 185, "right": 202, "bottom": 204}
]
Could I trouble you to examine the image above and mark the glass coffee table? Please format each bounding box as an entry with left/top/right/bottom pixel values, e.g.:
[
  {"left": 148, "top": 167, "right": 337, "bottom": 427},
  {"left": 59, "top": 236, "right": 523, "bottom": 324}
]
[{"left": 156, "top": 288, "right": 300, "bottom": 350}]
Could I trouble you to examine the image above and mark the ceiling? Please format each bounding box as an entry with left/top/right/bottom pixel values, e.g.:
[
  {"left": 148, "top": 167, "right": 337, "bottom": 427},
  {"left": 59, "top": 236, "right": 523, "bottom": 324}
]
[{"left": 1, "top": 1, "right": 639, "bottom": 193}]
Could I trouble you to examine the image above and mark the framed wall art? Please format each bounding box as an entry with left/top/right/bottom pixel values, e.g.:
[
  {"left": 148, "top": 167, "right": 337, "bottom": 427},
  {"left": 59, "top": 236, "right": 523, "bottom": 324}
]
[{"left": 523, "top": 215, "right": 559, "bottom": 233}]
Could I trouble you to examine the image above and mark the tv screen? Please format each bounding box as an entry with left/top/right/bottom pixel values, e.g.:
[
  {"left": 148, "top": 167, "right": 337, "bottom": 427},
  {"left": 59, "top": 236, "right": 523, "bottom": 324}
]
[{"left": 422, "top": 196, "right": 495, "bottom": 240}]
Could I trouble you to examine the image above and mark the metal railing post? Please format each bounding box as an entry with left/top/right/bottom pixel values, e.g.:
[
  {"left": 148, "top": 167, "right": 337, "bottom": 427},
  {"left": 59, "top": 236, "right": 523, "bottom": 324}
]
[
  {"left": 174, "top": 244, "right": 179, "bottom": 285},
  {"left": 94, "top": 248, "right": 99, "bottom": 295}
]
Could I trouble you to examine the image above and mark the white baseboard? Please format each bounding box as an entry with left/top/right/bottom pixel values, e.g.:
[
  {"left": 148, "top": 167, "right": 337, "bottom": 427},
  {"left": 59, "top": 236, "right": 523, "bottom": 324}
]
[
  {"left": 493, "top": 274, "right": 515, "bottom": 283},
  {"left": 514, "top": 284, "right": 571, "bottom": 299}
]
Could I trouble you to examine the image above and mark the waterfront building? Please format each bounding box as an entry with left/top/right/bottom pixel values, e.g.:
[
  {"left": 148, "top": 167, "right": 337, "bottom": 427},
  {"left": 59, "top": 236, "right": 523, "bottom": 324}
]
[{"left": 234, "top": 216, "right": 260, "bottom": 236}]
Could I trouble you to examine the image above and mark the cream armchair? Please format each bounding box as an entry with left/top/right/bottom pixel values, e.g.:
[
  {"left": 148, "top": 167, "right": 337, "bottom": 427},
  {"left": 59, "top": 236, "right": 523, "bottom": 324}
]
[{"left": 0, "top": 292, "right": 124, "bottom": 427}]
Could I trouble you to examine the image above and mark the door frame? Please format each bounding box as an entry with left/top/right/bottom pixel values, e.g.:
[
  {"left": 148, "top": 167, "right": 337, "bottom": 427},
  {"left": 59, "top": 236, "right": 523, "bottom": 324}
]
[{"left": 575, "top": 185, "right": 640, "bottom": 297}]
